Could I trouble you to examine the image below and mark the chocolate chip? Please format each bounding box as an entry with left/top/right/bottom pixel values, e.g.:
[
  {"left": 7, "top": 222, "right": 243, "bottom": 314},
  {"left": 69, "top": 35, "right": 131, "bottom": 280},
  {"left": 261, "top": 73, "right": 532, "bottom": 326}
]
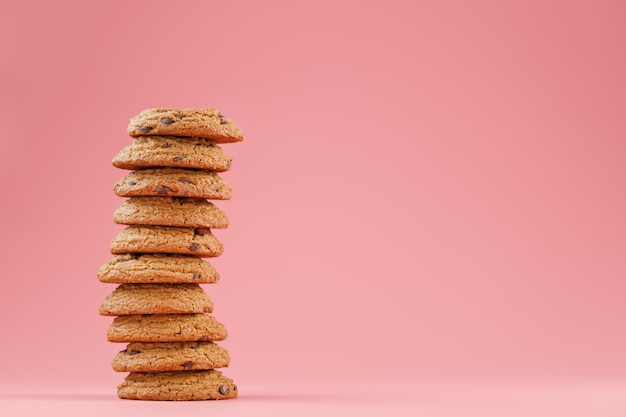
[
  {"left": 155, "top": 186, "right": 172, "bottom": 195},
  {"left": 127, "top": 181, "right": 136, "bottom": 186},
  {"left": 194, "top": 228, "right": 210, "bottom": 236},
  {"left": 233, "top": 385, "right": 237, "bottom": 392},
  {"left": 162, "top": 142, "right": 172, "bottom": 148},
  {"left": 161, "top": 117, "right": 174, "bottom": 125},
  {"left": 189, "top": 243, "right": 200, "bottom": 251},
  {"left": 220, "top": 120, "right": 230, "bottom": 125},
  {"left": 181, "top": 361, "right": 193, "bottom": 369},
  {"left": 218, "top": 113, "right": 225, "bottom": 118},
  {"left": 173, "top": 156, "right": 185, "bottom": 162},
  {"left": 178, "top": 178, "right": 194, "bottom": 185},
  {"left": 219, "top": 385, "right": 229, "bottom": 395},
  {"left": 129, "top": 349, "right": 141, "bottom": 355},
  {"left": 192, "top": 272, "right": 201, "bottom": 279},
  {"left": 176, "top": 113, "right": 185, "bottom": 119},
  {"left": 226, "top": 160, "right": 231, "bottom": 169},
  {"left": 138, "top": 125, "right": 153, "bottom": 133}
]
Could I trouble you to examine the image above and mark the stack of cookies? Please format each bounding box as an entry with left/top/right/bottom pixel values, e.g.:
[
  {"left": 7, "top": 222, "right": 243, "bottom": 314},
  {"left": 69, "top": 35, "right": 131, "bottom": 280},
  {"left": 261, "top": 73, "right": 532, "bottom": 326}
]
[{"left": 98, "top": 108, "right": 243, "bottom": 401}]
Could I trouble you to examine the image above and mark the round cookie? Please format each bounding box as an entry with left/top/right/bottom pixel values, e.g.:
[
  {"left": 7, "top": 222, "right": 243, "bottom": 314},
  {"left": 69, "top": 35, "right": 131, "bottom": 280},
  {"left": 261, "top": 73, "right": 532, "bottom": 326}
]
[
  {"left": 127, "top": 108, "right": 243, "bottom": 143},
  {"left": 107, "top": 313, "right": 227, "bottom": 343},
  {"left": 98, "top": 254, "right": 220, "bottom": 284},
  {"left": 118, "top": 370, "right": 238, "bottom": 401},
  {"left": 113, "top": 197, "right": 229, "bottom": 229},
  {"left": 110, "top": 226, "right": 223, "bottom": 257},
  {"left": 114, "top": 168, "right": 232, "bottom": 200},
  {"left": 99, "top": 283, "right": 214, "bottom": 316},
  {"left": 112, "top": 136, "right": 232, "bottom": 171},
  {"left": 112, "top": 341, "right": 230, "bottom": 372}
]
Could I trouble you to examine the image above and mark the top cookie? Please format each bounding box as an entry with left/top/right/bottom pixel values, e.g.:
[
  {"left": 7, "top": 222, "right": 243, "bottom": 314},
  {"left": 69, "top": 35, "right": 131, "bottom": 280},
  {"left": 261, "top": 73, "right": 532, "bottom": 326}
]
[{"left": 128, "top": 108, "right": 243, "bottom": 143}]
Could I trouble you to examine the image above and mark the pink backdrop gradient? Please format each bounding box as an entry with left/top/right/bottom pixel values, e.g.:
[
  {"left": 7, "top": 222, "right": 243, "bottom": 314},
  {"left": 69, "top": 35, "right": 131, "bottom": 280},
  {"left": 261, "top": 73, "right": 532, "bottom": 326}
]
[{"left": 1, "top": 0, "right": 626, "bottom": 414}]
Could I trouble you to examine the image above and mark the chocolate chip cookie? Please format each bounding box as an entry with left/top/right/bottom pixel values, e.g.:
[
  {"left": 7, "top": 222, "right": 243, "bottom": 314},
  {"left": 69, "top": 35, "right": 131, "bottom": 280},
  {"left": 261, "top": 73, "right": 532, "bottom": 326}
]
[
  {"left": 113, "top": 197, "right": 229, "bottom": 229},
  {"left": 114, "top": 168, "right": 232, "bottom": 199},
  {"left": 99, "top": 283, "right": 214, "bottom": 316},
  {"left": 107, "top": 313, "right": 227, "bottom": 343},
  {"left": 118, "top": 370, "right": 238, "bottom": 400},
  {"left": 127, "top": 108, "right": 243, "bottom": 143},
  {"left": 112, "top": 341, "right": 230, "bottom": 372},
  {"left": 98, "top": 254, "right": 220, "bottom": 284},
  {"left": 112, "top": 136, "right": 233, "bottom": 171},
  {"left": 110, "top": 226, "right": 223, "bottom": 257}
]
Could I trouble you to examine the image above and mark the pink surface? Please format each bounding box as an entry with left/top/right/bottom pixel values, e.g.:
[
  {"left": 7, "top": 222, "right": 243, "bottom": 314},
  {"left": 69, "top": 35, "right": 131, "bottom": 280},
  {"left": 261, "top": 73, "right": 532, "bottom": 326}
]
[
  {"left": 1, "top": 0, "right": 626, "bottom": 414},
  {"left": 3, "top": 380, "right": 626, "bottom": 417}
]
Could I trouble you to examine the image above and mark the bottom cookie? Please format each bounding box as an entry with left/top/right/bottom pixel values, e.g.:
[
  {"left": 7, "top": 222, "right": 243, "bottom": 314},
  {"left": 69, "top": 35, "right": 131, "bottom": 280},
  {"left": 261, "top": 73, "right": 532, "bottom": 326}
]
[{"left": 118, "top": 370, "right": 237, "bottom": 401}]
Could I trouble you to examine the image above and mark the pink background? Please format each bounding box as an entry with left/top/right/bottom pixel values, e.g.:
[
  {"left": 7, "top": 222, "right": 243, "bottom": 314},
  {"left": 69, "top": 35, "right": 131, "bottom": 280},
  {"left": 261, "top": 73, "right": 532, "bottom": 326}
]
[{"left": 1, "top": 0, "right": 625, "bottom": 415}]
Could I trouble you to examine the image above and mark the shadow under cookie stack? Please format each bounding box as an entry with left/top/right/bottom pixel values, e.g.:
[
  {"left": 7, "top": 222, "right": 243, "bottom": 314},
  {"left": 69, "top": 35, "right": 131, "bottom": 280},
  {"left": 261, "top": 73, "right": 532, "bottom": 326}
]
[{"left": 97, "top": 108, "right": 243, "bottom": 401}]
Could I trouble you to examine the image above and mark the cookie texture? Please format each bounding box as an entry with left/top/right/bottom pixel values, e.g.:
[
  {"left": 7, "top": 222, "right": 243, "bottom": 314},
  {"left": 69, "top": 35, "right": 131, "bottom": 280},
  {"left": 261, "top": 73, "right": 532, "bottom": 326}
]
[
  {"left": 128, "top": 108, "right": 243, "bottom": 143},
  {"left": 113, "top": 197, "right": 229, "bottom": 229},
  {"left": 112, "top": 136, "right": 232, "bottom": 171},
  {"left": 110, "top": 226, "right": 223, "bottom": 257},
  {"left": 114, "top": 168, "right": 231, "bottom": 199},
  {"left": 98, "top": 254, "right": 219, "bottom": 284},
  {"left": 107, "top": 314, "right": 227, "bottom": 343},
  {"left": 112, "top": 341, "right": 230, "bottom": 372},
  {"left": 118, "top": 370, "right": 238, "bottom": 401},
  {"left": 99, "top": 284, "right": 213, "bottom": 316}
]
